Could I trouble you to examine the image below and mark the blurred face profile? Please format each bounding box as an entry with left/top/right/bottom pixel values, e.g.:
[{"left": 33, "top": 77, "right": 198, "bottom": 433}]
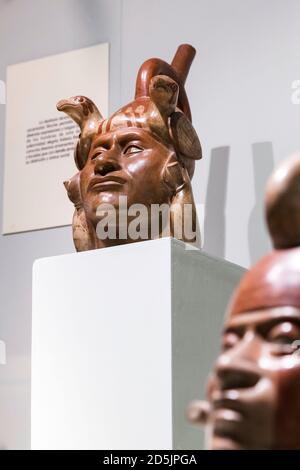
[{"left": 206, "top": 305, "right": 300, "bottom": 450}]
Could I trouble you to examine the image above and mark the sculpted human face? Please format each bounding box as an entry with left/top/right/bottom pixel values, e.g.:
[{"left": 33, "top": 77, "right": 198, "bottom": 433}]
[
  {"left": 80, "top": 126, "right": 174, "bottom": 229},
  {"left": 206, "top": 306, "right": 300, "bottom": 450}
]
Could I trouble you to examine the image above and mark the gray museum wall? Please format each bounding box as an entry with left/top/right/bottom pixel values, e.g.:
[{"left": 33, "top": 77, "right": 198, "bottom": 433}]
[{"left": 0, "top": 0, "right": 300, "bottom": 449}]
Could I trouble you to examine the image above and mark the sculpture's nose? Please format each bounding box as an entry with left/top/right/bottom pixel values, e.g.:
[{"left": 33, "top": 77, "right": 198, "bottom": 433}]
[
  {"left": 94, "top": 156, "right": 121, "bottom": 176},
  {"left": 214, "top": 332, "right": 261, "bottom": 391}
]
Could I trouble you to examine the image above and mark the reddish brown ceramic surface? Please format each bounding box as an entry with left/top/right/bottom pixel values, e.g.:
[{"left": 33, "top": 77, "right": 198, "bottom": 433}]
[
  {"left": 57, "top": 45, "right": 202, "bottom": 251},
  {"left": 229, "top": 247, "right": 300, "bottom": 316}
]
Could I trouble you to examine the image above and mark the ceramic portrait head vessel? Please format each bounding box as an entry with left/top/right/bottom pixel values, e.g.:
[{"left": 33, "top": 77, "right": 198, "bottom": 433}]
[
  {"left": 188, "top": 152, "right": 300, "bottom": 449},
  {"left": 57, "top": 44, "right": 202, "bottom": 251}
]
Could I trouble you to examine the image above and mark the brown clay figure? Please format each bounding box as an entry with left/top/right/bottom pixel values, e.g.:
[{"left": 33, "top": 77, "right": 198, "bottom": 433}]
[
  {"left": 57, "top": 45, "right": 202, "bottom": 251},
  {"left": 188, "top": 153, "right": 300, "bottom": 449}
]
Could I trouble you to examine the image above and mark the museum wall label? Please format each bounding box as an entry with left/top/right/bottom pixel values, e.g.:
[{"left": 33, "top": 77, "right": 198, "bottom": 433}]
[{"left": 2, "top": 43, "right": 109, "bottom": 234}]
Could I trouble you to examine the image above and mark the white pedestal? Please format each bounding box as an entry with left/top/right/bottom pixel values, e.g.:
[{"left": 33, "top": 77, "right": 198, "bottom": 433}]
[{"left": 31, "top": 238, "right": 244, "bottom": 450}]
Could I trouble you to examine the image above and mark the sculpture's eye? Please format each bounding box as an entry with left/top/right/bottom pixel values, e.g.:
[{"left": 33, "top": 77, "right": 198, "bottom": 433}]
[
  {"left": 123, "top": 144, "right": 143, "bottom": 156},
  {"left": 91, "top": 150, "right": 104, "bottom": 161},
  {"left": 267, "top": 322, "right": 300, "bottom": 345},
  {"left": 221, "top": 331, "right": 241, "bottom": 351}
]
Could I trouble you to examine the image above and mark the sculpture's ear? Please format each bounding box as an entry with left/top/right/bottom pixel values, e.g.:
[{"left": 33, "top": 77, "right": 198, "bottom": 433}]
[
  {"left": 63, "top": 172, "right": 82, "bottom": 209},
  {"left": 163, "top": 155, "right": 185, "bottom": 194},
  {"left": 63, "top": 172, "right": 93, "bottom": 252},
  {"left": 170, "top": 166, "right": 201, "bottom": 248},
  {"left": 163, "top": 155, "right": 200, "bottom": 246}
]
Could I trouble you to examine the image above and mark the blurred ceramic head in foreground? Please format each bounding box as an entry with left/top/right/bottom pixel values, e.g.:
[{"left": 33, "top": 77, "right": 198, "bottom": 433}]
[
  {"left": 57, "top": 44, "right": 202, "bottom": 251},
  {"left": 188, "top": 153, "right": 300, "bottom": 449}
]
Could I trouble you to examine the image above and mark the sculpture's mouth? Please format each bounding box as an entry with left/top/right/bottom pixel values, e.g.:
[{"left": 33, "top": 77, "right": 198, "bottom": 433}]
[
  {"left": 208, "top": 391, "right": 252, "bottom": 446},
  {"left": 211, "top": 398, "right": 244, "bottom": 439},
  {"left": 88, "top": 175, "right": 127, "bottom": 192}
]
